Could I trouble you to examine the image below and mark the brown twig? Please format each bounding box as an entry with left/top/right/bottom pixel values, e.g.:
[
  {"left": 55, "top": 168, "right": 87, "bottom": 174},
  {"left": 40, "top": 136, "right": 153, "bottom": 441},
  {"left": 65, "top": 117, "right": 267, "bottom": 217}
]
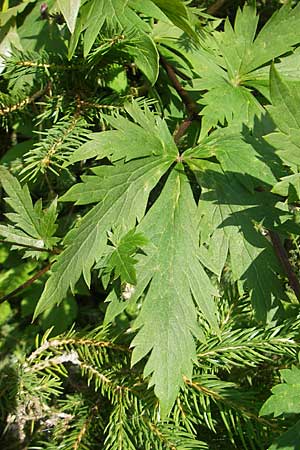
[
  {"left": 160, "top": 55, "right": 199, "bottom": 144},
  {"left": 173, "top": 117, "right": 195, "bottom": 145},
  {"left": 207, "top": 0, "right": 228, "bottom": 16},
  {"left": 160, "top": 56, "right": 198, "bottom": 116},
  {"left": 268, "top": 230, "right": 300, "bottom": 301},
  {"left": 0, "top": 263, "right": 51, "bottom": 304}
]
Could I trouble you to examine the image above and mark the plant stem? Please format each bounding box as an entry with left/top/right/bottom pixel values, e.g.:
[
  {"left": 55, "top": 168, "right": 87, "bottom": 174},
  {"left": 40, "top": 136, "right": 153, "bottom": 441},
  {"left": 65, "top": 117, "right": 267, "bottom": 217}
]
[
  {"left": 0, "top": 263, "right": 51, "bottom": 304},
  {"left": 159, "top": 55, "right": 199, "bottom": 144},
  {"left": 268, "top": 230, "right": 300, "bottom": 301},
  {"left": 207, "top": 0, "right": 228, "bottom": 15}
]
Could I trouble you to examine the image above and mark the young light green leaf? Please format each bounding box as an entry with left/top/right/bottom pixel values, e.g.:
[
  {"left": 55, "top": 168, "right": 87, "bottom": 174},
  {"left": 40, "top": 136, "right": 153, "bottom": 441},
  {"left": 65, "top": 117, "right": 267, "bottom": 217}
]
[
  {"left": 130, "top": 166, "right": 219, "bottom": 416},
  {"left": 260, "top": 366, "right": 300, "bottom": 417},
  {"left": 0, "top": 166, "right": 58, "bottom": 251},
  {"left": 33, "top": 156, "right": 173, "bottom": 319},
  {"left": 106, "top": 228, "right": 148, "bottom": 285},
  {"left": 57, "top": 0, "right": 80, "bottom": 34},
  {"left": 272, "top": 174, "right": 300, "bottom": 201}
]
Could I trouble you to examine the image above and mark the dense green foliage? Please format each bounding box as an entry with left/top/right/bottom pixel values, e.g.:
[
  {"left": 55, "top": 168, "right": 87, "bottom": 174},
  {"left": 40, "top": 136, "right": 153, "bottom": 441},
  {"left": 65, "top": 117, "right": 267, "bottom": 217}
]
[{"left": 1, "top": 1, "right": 300, "bottom": 449}]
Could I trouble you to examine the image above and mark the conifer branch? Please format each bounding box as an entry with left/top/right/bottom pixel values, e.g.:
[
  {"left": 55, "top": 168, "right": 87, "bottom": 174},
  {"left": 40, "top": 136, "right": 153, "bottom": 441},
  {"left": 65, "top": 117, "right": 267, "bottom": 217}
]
[
  {"left": 73, "top": 406, "right": 97, "bottom": 450},
  {"left": 15, "top": 60, "right": 75, "bottom": 70},
  {"left": 77, "top": 100, "right": 123, "bottom": 111},
  {"left": 183, "top": 377, "right": 277, "bottom": 429},
  {"left": 28, "top": 338, "right": 129, "bottom": 363},
  {"left": 0, "top": 85, "right": 49, "bottom": 116}
]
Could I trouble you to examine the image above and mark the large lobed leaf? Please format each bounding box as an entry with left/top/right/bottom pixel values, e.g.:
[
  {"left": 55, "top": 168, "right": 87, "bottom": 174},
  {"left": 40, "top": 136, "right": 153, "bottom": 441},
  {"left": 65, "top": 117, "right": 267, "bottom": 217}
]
[
  {"left": 33, "top": 155, "right": 173, "bottom": 318},
  {"left": 131, "top": 166, "right": 218, "bottom": 416},
  {"left": 33, "top": 102, "right": 222, "bottom": 415},
  {"left": 182, "top": 3, "right": 300, "bottom": 135},
  {"left": 184, "top": 135, "right": 284, "bottom": 324},
  {"left": 67, "top": 102, "right": 177, "bottom": 165},
  {"left": 266, "top": 65, "right": 300, "bottom": 200}
]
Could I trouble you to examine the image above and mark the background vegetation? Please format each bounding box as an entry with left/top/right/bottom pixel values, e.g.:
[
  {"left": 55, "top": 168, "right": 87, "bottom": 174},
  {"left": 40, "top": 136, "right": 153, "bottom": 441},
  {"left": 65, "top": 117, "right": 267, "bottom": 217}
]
[{"left": 1, "top": 1, "right": 300, "bottom": 449}]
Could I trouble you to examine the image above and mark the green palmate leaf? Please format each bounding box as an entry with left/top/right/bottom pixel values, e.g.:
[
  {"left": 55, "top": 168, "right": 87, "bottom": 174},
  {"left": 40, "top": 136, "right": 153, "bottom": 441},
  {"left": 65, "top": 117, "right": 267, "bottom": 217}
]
[
  {"left": 260, "top": 366, "right": 300, "bottom": 417},
  {"left": 68, "top": 101, "right": 177, "bottom": 165},
  {"left": 130, "top": 167, "right": 219, "bottom": 417},
  {"left": 186, "top": 159, "right": 284, "bottom": 323},
  {"left": 216, "top": 2, "right": 300, "bottom": 77},
  {"left": 186, "top": 128, "right": 277, "bottom": 192},
  {"left": 106, "top": 228, "right": 148, "bottom": 285},
  {"left": 0, "top": 166, "right": 58, "bottom": 251},
  {"left": 33, "top": 156, "right": 173, "bottom": 319},
  {"left": 272, "top": 174, "right": 300, "bottom": 201},
  {"left": 265, "top": 65, "right": 300, "bottom": 171},
  {"left": 184, "top": 2, "right": 300, "bottom": 135},
  {"left": 57, "top": 0, "right": 80, "bottom": 34}
]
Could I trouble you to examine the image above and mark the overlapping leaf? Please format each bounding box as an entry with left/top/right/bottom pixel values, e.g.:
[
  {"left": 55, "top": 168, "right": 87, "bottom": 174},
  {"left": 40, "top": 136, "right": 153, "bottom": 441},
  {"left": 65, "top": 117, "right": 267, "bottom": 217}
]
[
  {"left": 68, "top": 101, "right": 177, "bottom": 165},
  {"left": 265, "top": 66, "right": 300, "bottom": 203},
  {"left": 183, "top": 3, "right": 300, "bottom": 135},
  {"left": 185, "top": 127, "right": 277, "bottom": 192},
  {"left": 57, "top": 0, "right": 80, "bottom": 34},
  {"left": 130, "top": 167, "right": 219, "bottom": 416},
  {"left": 68, "top": 0, "right": 196, "bottom": 83},
  {"left": 260, "top": 366, "right": 300, "bottom": 417},
  {"left": 0, "top": 166, "right": 58, "bottom": 255},
  {"left": 105, "top": 228, "right": 148, "bottom": 285},
  {"left": 33, "top": 155, "right": 173, "bottom": 318},
  {"left": 185, "top": 158, "right": 284, "bottom": 323},
  {"left": 260, "top": 64, "right": 300, "bottom": 206}
]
